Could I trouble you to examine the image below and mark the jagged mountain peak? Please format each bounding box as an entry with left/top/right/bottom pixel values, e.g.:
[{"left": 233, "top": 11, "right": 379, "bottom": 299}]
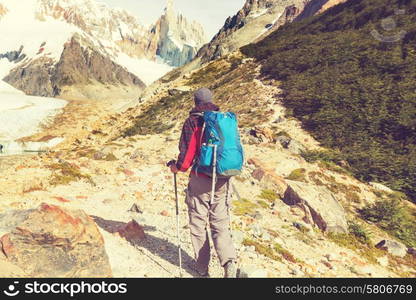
[{"left": 150, "top": 0, "right": 207, "bottom": 67}]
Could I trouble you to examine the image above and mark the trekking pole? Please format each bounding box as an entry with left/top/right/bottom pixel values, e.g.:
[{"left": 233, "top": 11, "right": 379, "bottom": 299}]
[
  {"left": 227, "top": 179, "right": 233, "bottom": 238},
  {"left": 167, "top": 160, "right": 183, "bottom": 278},
  {"left": 210, "top": 145, "right": 217, "bottom": 205}
]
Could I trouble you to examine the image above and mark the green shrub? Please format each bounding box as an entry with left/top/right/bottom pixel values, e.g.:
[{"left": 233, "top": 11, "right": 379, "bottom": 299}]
[
  {"left": 327, "top": 232, "right": 384, "bottom": 264},
  {"left": 274, "top": 243, "right": 297, "bottom": 263},
  {"left": 348, "top": 221, "right": 371, "bottom": 245},
  {"left": 257, "top": 200, "right": 270, "bottom": 209},
  {"left": 286, "top": 168, "right": 307, "bottom": 182},
  {"left": 359, "top": 199, "right": 416, "bottom": 248},
  {"left": 301, "top": 150, "right": 343, "bottom": 164},
  {"left": 233, "top": 198, "right": 259, "bottom": 216},
  {"left": 243, "top": 239, "right": 282, "bottom": 262},
  {"left": 259, "top": 189, "right": 279, "bottom": 202},
  {"left": 48, "top": 163, "right": 95, "bottom": 187}
]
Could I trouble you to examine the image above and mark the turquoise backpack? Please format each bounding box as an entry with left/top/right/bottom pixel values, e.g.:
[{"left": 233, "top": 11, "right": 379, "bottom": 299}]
[{"left": 195, "top": 111, "right": 244, "bottom": 177}]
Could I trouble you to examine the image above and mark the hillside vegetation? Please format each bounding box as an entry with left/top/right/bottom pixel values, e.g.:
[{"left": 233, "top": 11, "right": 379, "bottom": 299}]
[{"left": 242, "top": 0, "right": 416, "bottom": 202}]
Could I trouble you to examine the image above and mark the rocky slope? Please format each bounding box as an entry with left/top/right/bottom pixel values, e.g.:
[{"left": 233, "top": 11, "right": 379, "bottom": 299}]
[
  {"left": 0, "top": 0, "right": 206, "bottom": 97},
  {"left": 196, "top": 0, "right": 348, "bottom": 65},
  {"left": 0, "top": 50, "right": 414, "bottom": 278},
  {"left": 4, "top": 35, "right": 145, "bottom": 98}
]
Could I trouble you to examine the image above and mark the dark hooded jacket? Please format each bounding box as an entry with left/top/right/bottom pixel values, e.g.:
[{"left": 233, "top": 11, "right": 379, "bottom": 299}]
[{"left": 176, "top": 102, "right": 219, "bottom": 174}]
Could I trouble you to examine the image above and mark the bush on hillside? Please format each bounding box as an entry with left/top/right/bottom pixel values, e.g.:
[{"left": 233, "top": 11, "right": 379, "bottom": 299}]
[
  {"left": 242, "top": 0, "right": 416, "bottom": 202},
  {"left": 359, "top": 198, "right": 416, "bottom": 247}
]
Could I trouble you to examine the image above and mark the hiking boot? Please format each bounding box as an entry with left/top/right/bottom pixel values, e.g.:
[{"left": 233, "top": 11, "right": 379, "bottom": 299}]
[
  {"left": 224, "top": 260, "right": 237, "bottom": 278},
  {"left": 187, "top": 261, "right": 209, "bottom": 278}
]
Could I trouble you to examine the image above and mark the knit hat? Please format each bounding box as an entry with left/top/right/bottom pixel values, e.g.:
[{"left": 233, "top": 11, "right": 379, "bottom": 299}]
[{"left": 194, "top": 88, "right": 213, "bottom": 105}]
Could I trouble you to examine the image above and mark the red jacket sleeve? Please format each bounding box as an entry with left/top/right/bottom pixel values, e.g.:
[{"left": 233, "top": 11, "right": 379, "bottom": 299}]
[{"left": 176, "top": 118, "right": 202, "bottom": 172}]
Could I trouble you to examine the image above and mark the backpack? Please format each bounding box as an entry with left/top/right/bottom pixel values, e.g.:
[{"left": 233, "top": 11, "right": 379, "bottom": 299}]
[{"left": 194, "top": 111, "right": 244, "bottom": 177}]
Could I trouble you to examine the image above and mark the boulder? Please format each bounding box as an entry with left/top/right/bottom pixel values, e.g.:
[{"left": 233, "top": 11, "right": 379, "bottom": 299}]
[
  {"left": 247, "top": 158, "right": 287, "bottom": 197},
  {"left": 287, "top": 140, "right": 306, "bottom": 155},
  {"left": 0, "top": 204, "right": 112, "bottom": 277},
  {"left": 276, "top": 135, "right": 291, "bottom": 149},
  {"left": 375, "top": 240, "right": 407, "bottom": 258},
  {"left": 283, "top": 181, "right": 348, "bottom": 233},
  {"left": 168, "top": 86, "right": 190, "bottom": 96}
]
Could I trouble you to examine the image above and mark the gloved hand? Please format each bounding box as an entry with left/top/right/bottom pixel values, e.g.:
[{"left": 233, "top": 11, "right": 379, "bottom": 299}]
[{"left": 167, "top": 160, "right": 179, "bottom": 174}]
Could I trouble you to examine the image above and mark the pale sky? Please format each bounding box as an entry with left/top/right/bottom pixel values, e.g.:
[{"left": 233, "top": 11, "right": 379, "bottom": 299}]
[{"left": 99, "top": 0, "right": 246, "bottom": 39}]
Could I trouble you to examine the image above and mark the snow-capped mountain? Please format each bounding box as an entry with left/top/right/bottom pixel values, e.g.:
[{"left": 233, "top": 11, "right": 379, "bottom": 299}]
[
  {"left": 0, "top": 0, "right": 207, "bottom": 97},
  {"left": 150, "top": 0, "right": 207, "bottom": 67}
]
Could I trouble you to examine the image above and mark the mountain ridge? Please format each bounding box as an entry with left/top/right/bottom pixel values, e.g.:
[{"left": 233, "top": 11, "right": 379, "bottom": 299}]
[
  {"left": 0, "top": 0, "right": 206, "bottom": 97},
  {"left": 195, "top": 0, "right": 347, "bottom": 65}
]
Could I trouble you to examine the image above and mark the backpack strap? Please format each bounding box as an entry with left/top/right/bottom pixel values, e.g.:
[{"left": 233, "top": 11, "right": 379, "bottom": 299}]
[
  {"left": 190, "top": 112, "right": 206, "bottom": 177},
  {"left": 190, "top": 112, "right": 206, "bottom": 146}
]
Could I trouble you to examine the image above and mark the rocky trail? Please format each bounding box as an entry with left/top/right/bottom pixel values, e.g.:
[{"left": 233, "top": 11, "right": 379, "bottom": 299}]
[
  {"left": 0, "top": 51, "right": 415, "bottom": 278},
  {"left": 1, "top": 92, "right": 415, "bottom": 278}
]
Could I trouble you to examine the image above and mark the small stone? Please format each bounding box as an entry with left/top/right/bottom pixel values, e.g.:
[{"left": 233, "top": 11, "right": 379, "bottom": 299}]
[
  {"left": 250, "top": 212, "right": 263, "bottom": 220},
  {"left": 376, "top": 256, "right": 389, "bottom": 267},
  {"left": 246, "top": 245, "right": 256, "bottom": 253},
  {"left": 325, "top": 254, "right": 335, "bottom": 262},
  {"left": 135, "top": 191, "right": 144, "bottom": 201},
  {"left": 123, "top": 169, "right": 135, "bottom": 177},
  {"left": 272, "top": 210, "right": 280, "bottom": 216},
  {"left": 232, "top": 230, "right": 245, "bottom": 247},
  {"left": 321, "top": 260, "right": 334, "bottom": 269},
  {"left": 160, "top": 210, "right": 170, "bottom": 217},
  {"left": 117, "top": 220, "right": 146, "bottom": 242},
  {"left": 53, "top": 196, "right": 70, "bottom": 203},
  {"left": 250, "top": 224, "right": 263, "bottom": 237},
  {"left": 262, "top": 232, "right": 271, "bottom": 242},
  {"left": 93, "top": 151, "right": 106, "bottom": 160},
  {"left": 128, "top": 204, "right": 143, "bottom": 214},
  {"left": 375, "top": 240, "right": 407, "bottom": 258}
]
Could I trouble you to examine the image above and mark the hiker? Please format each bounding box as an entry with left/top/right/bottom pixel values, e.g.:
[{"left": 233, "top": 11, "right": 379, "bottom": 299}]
[
  {"left": 169, "top": 88, "right": 240, "bottom": 278},
  {"left": 0, "top": 144, "right": 3, "bottom": 153}
]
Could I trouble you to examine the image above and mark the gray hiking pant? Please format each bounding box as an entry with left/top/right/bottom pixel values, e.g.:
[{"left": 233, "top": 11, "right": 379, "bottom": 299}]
[{"left": 185, "top": 173, "right": 236, "bottom": 270}]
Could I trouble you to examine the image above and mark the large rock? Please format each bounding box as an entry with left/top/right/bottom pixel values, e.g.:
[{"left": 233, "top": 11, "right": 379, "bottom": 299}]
[
  {"left": 248, "top": 158, "right": 288, "bottom": 197},
  {"left": 283, "top": 180, "right": 348, "bottom": 233},
  {"left": 0, "top": 204, "right": 112, "bottom": 277},
  {"left": 375, "top": 240, "right": 407, "bottom": 258}
]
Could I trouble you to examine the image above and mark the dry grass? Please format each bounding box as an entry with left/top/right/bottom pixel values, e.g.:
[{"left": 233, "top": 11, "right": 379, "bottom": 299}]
[{"left": 48, "top": 162, "right": 94, "bottom": 187}]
